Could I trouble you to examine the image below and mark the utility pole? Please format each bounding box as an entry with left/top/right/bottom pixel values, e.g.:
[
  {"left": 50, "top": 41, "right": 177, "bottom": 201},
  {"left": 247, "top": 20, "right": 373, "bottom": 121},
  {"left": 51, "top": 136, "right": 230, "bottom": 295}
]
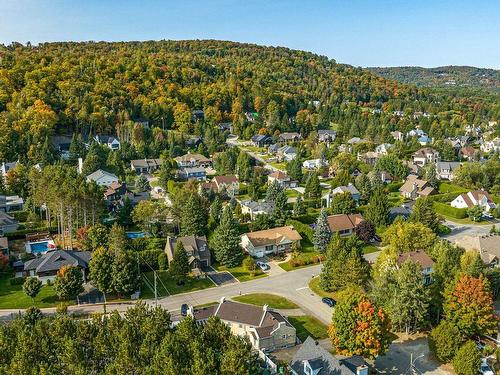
[
  {"left": 406, "top": 353, "right": 424, "bottom": 375},
  {"left": 154, "top": 270, "right": 158, "bottom": 305}
]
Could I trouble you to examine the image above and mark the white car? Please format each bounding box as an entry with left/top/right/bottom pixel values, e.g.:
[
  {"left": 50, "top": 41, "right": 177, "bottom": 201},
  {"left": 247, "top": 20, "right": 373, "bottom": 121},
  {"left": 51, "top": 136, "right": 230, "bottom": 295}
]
[
  {"left": 480, "top": 359, "right": 494, "bottom": 375},
  {"left": 256, "top": 262, "right": 270, "bottom": 271}
]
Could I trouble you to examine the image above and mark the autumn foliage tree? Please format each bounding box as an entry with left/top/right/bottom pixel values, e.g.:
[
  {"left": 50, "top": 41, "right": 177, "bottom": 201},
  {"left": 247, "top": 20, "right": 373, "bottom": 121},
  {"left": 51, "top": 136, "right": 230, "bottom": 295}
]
[
  {"left": 329, "top": 290, "right": 391, "bottom": 358},
  {"left": 443, "top": 274, "right": 497, "bottom": 337}
]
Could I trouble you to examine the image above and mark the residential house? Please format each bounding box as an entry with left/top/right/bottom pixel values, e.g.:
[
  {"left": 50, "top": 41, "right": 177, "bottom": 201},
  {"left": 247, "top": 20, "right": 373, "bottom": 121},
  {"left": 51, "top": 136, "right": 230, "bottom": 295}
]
[
  {"left": 103, "top": 182, "right": 128, "bottom": 203},
  {"left": 459, "top": 146, "right": 479, "bottom": 161},
  {"left": 454, "top": 235, "right": 500, "bottom": 267},
  {"left": 367, "top": 170, "right": 394, "bottom": 184},
  {"left": 407, "top": 129, "right": 427, "bottom": 138},
  {"left": 251, "top": 134, "right": 273, "bottom": 148},
  {"left": 277, "top": 145, "right": 297, "bottom": 162},
  {"left": 213, "top": 175, "right": 239, "bottom": 197},
  {"left": 240, "top": 226, "right": 302, "bottom": 258},
  {"left": 268, "top": 171, "right": 297, "bottom": 188},
  {"left": 86, "top": 169, "right": 119, "bottom": 187},
  {"left": 317, "top": 129, "right": 337, "bottom": 143},
  {"left": 0, "top": 161, "right": 17, "bottom": 177},
  {"left": 347, "top": 137, "right": 366, "bottom": 145},
  {"left": 357, "top": 151, "right": 379, "bottom": 166},
  {"left": 302, "top": 159, "right": 327, "bottom": 170},
  {"left": 0, "top": 212, "right": 19, "bottom": 234},
  {"left": 94, "top": 135, "right": 120, "bottom": 150},
  {"left": 338, "top": 144, "right": 352, "bottom": 153},
  {"left": 279, "top": 132, "right": 301, "bottom": 144},
  {"left": 404, "top": 160, "right": 421, "bottom": 175},
  {"left": 0, "top": 237, "right": 8, "bottom": 256},
  {"left": 465, "top": 124, "right": 482, "bottom": 137},
  {"left": 393, "top": 111, "right": 405, "bottom": 117},
  {"left": 165, "top": 235, "right": 211, "bottom": 274},
  {"left": 130, "top": 158, "right": 163, "bottom": 174},
  {"left": 178, "top": 167, "right": 206, "bottom": 181},
  {"left": 412, "top": 148, "right": 440, "bottom": 167},
  {"left": 218, "top": 122, "right": 233, "bottom": 133},
  {"left": 0, "top": 195, "right": 24, "bottom": 212},
  {"left": 450, "top": 190, "right": 497, "bottom": 213},
  {"left": 436, "top": 161, "right": 461, "bottom": 180},
  {"left": 322, "top": 183, "right": 361, "bottom": 208},
  {"left": 185, "top": 136, "right": 203, "bottom": 148},
  {"left": 290, "top": 336, "right": 368, "bottom": 375},
  {"left": 446, "top": 136, "right": 469, "bottom": 151},
  {"left": 375, "top": 143, "right": 392, "bottom": 155},
  {"left": 240, "top": 200, "right": 275, "bottom": 220},
  {"left": 397, "top": 250, "right": 434, "bottom": 285},
  {"left": 191, "top": 298, "right": 296, "bottom": 352},
  {"left": 480, "top": 137, "right": 500, "bottom": 153},
  {"left": 399, "top": 175, "right": 437, "bottom": 200},
  {"left": 418, "top": 135, "right": 432, "bottom": 146},
  {"left": 326, "top": 214, "right": 365, "bottom": 236},
  {"left": 191, "top": 110, "right": 205, "bottom": 122},
  {"left": 175, "top": 153, "right": 212, "bottom": 168},
  {"left": 389, "top": 205, "right": 413, "bottom": 222},
  {"left": 245, "top": 112, "right": 258, "bottom": 123},
  {"left": 390, "top": 131, "right": 404, "bottom": 141},
  {"left": 24, "top": 250, "right": 91, "bottom": 284},
  {"left": 51, "top": 135, "right": 72, "bottom": 160}
]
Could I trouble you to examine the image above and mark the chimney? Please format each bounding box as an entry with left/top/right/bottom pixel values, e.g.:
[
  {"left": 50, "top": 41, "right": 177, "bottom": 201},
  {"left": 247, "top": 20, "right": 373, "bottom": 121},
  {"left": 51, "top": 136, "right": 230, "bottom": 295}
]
[{"left": 262, "top": 304, "right": 269, "bottom": 312}]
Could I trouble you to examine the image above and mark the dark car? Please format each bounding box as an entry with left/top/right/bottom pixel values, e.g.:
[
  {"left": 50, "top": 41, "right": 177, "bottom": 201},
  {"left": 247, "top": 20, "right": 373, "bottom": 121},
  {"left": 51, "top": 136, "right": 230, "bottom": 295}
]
[
  {"left": 322, "top": 297, "right": 336, "bottom": 307},
  {"left": 180, "top": 303, "right": 189, "bottom": 317}
]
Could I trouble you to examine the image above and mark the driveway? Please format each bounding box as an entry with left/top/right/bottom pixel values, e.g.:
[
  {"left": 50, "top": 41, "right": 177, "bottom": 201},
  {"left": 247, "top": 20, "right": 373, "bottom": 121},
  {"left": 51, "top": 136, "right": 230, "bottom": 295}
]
[
  {"left": 202, "top": 266, "right": 238, "bottom": 286},
  {"left": 375, "top": 336, "right": 452, "bottom": 374}
]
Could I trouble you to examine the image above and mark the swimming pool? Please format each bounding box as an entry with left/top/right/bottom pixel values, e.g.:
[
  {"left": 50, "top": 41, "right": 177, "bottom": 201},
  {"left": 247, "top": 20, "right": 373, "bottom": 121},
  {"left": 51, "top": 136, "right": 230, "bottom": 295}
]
[
  {"left": 126, "top": 232, "right": 148, "bottom": 239},
  {"left": 29, "top": 241, "right": 51, "bottom": 254}
]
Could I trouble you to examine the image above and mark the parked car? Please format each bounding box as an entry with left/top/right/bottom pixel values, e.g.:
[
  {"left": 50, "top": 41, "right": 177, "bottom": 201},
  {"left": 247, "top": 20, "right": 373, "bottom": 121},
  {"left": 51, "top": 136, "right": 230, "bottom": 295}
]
[
  {"left": 482, "top": 212, "right": 493, "bottom": 220},
  {"left": 180, "top": 303, "right": 189, "bottom": 317},
  {"left": 256, "top": 261, "right": 270, "bottom": 271},
  {"left": 321, "top": 297, "right": 336, "bottom": 307},
  {"left": 480, "top": 359, "right": 494, "bottom": 375}
]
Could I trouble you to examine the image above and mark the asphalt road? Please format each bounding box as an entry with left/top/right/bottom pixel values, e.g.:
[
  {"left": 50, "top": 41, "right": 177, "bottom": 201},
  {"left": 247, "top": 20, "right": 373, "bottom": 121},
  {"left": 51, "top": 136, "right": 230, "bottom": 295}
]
[{"left": 440, "top": 219, "right": 495, "bottom": 242}]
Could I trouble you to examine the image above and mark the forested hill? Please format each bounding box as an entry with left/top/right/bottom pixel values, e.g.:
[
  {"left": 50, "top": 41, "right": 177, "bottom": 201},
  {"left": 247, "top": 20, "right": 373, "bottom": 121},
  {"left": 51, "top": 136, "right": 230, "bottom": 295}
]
[
  {"left": 367, "top": 66, "right": 500, "bottom": 91},
  {"left": 0, "top": 40, "right": 498, "bottom": 163}
]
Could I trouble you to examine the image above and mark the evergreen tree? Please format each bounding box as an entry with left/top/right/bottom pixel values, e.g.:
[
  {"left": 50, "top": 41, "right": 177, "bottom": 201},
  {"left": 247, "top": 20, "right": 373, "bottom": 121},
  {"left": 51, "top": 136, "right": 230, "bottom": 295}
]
[
  {"left": 236, "top": 151, "right": 252, "bottom": 182},
  {"left": 108, "top": 223, "right": 128, "bottom": 255},
  {"left": 410, "top": 197, "right": 440, "bottom": 233},
  {"left": 112, "top": 251, "right": 140, "bottom": 298},
  {"left": 467, "top": 205, "right": 483, "bottom": 222},
  {"left": 423, "top": 162, "right": 439, "bottom": 188},
  {"left": 460, "top": 251, "right": 485, "bottom": 278},
  {"left": 136, "top": 174, "right": 149, "bottom": 192},
  {"left": 117, "top": 196, "right": 134, "bottom": 226},
  {"left": 364, "top": 187, "right": 390, "bottom": 227},
  {"left": 169, "top": 241, "right": 190, "bottom": 284},
  {"left": 68, "top": 133, "right": 86, "bottom": 164},
  {"left": 354, "top": 174, "right": 372, "bottom": 203},
  {"left": 211, "top": 206, "right": 243, "bottom": 267},
  {"left": 293, "top": 194, "right": 306, "bottom": 216},
  {"left": 330, "top": 192, "right": 356, "bottom": 214},
  {"left": 180, "top": 194, "right": 208, "bottom": 236},
  {"left": 89, "top": 247, "right": 114, "bottom": 311},
  {"left": 208, "top": 195, "right": 223, "bottom": 230},
  {"left": 428, "top": 320, "right": 462, "bottom": 363},
  {"left": 304, "top": 172, "right": 321, "bottom": 201},
  {"left": 452, "top": 341, "right": 481, "bottom": 375},
  {"left": 286, "top": 157, "right": 303, "bottom": 182},
  {"left": 314, "top": 209, "right": 332, "bottom": 253}
]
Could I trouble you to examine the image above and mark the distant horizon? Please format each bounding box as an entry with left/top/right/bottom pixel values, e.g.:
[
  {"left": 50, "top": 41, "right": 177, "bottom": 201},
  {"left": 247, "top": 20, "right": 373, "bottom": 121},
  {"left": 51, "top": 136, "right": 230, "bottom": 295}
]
[{"left": 1, "top": 0, "right": 499, "bottom": 69}]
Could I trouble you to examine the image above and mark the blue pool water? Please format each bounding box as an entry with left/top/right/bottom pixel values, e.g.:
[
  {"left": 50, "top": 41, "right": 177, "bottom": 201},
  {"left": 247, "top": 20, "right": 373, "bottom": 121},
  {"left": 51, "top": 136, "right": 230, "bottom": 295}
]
[
  {"left": 126, "top": 232, "right": 147, "bottom": 239},
  {"left": 30, "top": 241, "right": 51, "bottom": 254}
]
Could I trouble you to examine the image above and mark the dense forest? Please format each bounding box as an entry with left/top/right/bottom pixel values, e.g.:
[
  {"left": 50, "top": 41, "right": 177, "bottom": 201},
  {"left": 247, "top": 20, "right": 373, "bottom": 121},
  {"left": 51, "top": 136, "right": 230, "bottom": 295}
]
[
  {"left": 368, "top": 66, "right": 499, "bottom": 91},
  {"left": 0, "top": 40, "right": 498, "bottom": 164}
]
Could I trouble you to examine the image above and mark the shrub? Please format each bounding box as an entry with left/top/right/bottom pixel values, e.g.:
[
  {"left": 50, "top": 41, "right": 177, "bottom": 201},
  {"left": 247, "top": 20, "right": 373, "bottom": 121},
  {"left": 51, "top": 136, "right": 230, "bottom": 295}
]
[
  {"left": 452, "top": 341, "right": 481, "bottom": 375},
  {"left": 242, "top": 256, "right": 256, "bottom": 275},
  {"left": 137, "top": 249, "right": 163, "bottom": 271},
  {"left": 158, "top": 252, "right": 167, "bottom": 271},
  {"left": 56, "top": 302, "right": 69, "bottom": 315},
  {"left": 386, "top": 182, "right": 404, "bottom": 192},
  {"left": 428, "top": 320, "right": 462, "bottom": 363},
  {"left": 286, "top": 219, "right": 314, "bottom": 243},
  {"left": 433, "top": 202, "right": 467, "bottom": 219},
  {"left": 9, "top": 276, "right": 26, "bottom": 286}
]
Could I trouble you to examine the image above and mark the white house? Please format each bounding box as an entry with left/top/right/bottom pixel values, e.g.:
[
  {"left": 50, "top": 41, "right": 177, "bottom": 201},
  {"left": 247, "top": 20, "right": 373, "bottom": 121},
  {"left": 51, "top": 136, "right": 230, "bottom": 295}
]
[
  {"left": 436, "top": 161, "right": 461, "bottom": 180},
  {"left": 86, "top": 169, "right": 119, "bottom": 187},
  {"left": 240, "top": 200, "right": 275, "bottom": 220},
  {"left": 322, "top": 183, "right": 361, "bottom": 208},
  {"left": 451, "top": 190, "right": 497, "bottom": 213},
  {"left": 375, "top": 143, "right": 393, "bottom": 155},
  {"left": 267, "top": 171, "right": 297, "bottom": 188},
  {"left": 302, "top": 159, "right": 327, "bottom": 170},
  {"left": 480, "top": 137, "right": 500, "bottom": 154},
  {"left": 412, "top": 148, "right": 440, "bottom": 167},
  {"left": 240, "top": 226, "right": 302, "bottom": 258},
  {"left": 94, "top": 135, "right": 120, "bottom": 150}
]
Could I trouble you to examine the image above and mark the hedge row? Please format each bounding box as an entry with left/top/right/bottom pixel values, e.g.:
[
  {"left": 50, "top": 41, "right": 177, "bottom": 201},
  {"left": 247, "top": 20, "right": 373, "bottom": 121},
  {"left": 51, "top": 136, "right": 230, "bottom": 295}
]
[
  {"left": 9, "top": 276, "right": 25, "bottom": 286},
  {"left": 6, "top": 226, "right": 58, "bottom": 239},
  {"left": 427, "top": 192, "right": 461, "bottom": 203},
  {"left": 286, "top": 219, "right": 314, "bottom": 243},
  {"left": 386, "top": 182, "right": 404, "bottom": 193},
  {"left": 433, "top": 202, "right": 468, "bottom": 219}
]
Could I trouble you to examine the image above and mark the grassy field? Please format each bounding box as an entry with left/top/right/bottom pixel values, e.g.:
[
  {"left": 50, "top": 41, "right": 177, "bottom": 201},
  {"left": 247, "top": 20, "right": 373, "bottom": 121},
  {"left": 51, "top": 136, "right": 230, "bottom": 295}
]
[
  {"left": 288, "top": 315, "right": 329, "bottom": 341},
  {"left": 438, "top": 182, "right": 468, "bottom": 194},
  {"left": 269, "top": 162, "right": 287, "bottom": 170},
  {"left": 214, "top": 262, "right": 267, "bottom": 282},
  {"left": 286, "top": 189, "right": 300, "bottom": 198},
  {"left": 141, "top": 271, "right": 214, "bottom": 299},
  {"left": 362, "top": 244, "right": 380, "bottom": 254},
  {"left": 279, "top": 241, "right": 323, "bottom": 272},
  {"left": 308, "top": 277, "right": 336, "bottom": 299},
  {"left": 0, "top": 274, "right": 60, "bottom": 309},
  {"left": 233, "top": 293, "right": 298, "bottom": 309}
]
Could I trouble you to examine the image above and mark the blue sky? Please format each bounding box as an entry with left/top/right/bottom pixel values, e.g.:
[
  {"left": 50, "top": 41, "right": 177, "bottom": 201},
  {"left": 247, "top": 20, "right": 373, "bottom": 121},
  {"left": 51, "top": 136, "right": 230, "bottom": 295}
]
[{"left": 0, "top": 0, "right": 498, "bottom": 68}]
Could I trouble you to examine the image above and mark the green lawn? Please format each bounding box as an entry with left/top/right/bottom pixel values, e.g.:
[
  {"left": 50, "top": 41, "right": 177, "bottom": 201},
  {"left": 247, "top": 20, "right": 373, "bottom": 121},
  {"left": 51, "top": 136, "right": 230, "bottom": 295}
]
[
  {"left": 387, "top": 192, "right": 404, "bottom": 207},
  {"left": 438, "top": 182, "right": 468, "bottom": 194},
  {"left": 269, "top": 162, "right": 287, "bottom": 170},
  {"left": 141, "top": 271, "right": 214, "bottom": 299},
  {"left": 0, "top": 274, "right": 60, "bottom": 309},
  {"left": 232, "top": 293, "right": 298, "bottom": 309},
  {"left": 279, "top": 238, "right": 323, "bottom": 271},
  {"left": 286, "top": 189, "right": 300, "bottom": 198},
  {"left": 362, "top": 244, "right": 380, "bottom": 254},
  {"left": 214, "top": 262, "right": 267, "bottom": 282},
  {"left": 288, "top": 315, "right": 329, "bottom": 341}
]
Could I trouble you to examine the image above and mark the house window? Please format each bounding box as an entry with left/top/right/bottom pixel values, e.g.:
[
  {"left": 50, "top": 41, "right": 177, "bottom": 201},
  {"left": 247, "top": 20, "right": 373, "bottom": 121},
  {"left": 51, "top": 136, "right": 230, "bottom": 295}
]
[{"left": 265, "top": 245, "right": 274, "bottom": 252}]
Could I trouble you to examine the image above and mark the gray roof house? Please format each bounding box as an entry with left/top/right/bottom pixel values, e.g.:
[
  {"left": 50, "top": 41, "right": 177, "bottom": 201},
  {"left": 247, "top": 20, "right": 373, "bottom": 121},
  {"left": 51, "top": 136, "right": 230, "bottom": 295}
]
[
  {"left": 240, "top": 200, "right": 275, "bottom": 220},
  {"left": 318, "top": 130, "right": 337, "bottom": 143},
  {"left": 1, "top": 161, "right": 18, "bottom": 177},
  {"left": 24, "top": 250, "right": 91, "bottom": 284},
  {"left": 130, "top": 158, "right": 163, "bottom": 174},
  {"left": 436, "top": 161, "right": 461, "bottom": 180},
  {"left": 94, "top": 135, "right": 120, "bottom": 150},
  {"left": 322, "top": 183, "right": 361, "bottom": 208},
  {"left": 86, "top": 169, "right": 119, "bottom": 187},
  {"left": 0, "top": 211, "right": 19, "bottom": 234},
  {"left": 164, "top": 235, "right": 211, "bottom": 275},
  {"left": 290, "top": 336, "right": 368, "bottom": 375}
]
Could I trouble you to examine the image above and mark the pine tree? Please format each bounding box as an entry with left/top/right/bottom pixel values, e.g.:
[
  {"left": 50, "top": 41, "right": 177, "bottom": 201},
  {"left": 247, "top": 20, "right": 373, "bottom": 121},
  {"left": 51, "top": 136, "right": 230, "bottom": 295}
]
[
  {"left": 452, "top": 341, "right": 481, "bottom": 375},
  {"left": 208, "top": 196, "right": 223, "bottom": 230},
  {"left": 364, "top": 187, "right": 390, "bottom": 227},
  {"left": 293, "top": 194, "right": 306, "bottom": 216},
  {"left": 211, "top": 206, "right": 243, "bottom": 267},
  {"left": 330, "top": 192, "right": 356, "bottom": 214},
  {"left": 314, "top": 209, "right": 331, "bottom": 253},
  {"left": 169, "top": 241, "right": 190, "bottom": 284},
  {"left": 286, "top": 157, "right": 303, "bottom": 182},
  {"left": 136, "top": 174, "right": 149, "bottom": 192},
  {"left": 410, "top": 197, "right": 440, "bottom": 233},
  {"left": 304, "top": 172, "right": 321, "bottom": 201},
  {"left": 108, "top": 223, "right": 128, "bottom": 255},
  {"left": 180, "top": 194, "right": 208, "bottom": 236}
]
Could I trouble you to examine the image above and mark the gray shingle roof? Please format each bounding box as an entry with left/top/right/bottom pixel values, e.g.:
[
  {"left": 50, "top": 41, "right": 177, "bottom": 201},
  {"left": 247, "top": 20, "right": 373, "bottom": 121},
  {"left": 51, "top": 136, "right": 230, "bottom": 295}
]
[{"left": 24, "top": 250, "right": 91, "bottom": 274}]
